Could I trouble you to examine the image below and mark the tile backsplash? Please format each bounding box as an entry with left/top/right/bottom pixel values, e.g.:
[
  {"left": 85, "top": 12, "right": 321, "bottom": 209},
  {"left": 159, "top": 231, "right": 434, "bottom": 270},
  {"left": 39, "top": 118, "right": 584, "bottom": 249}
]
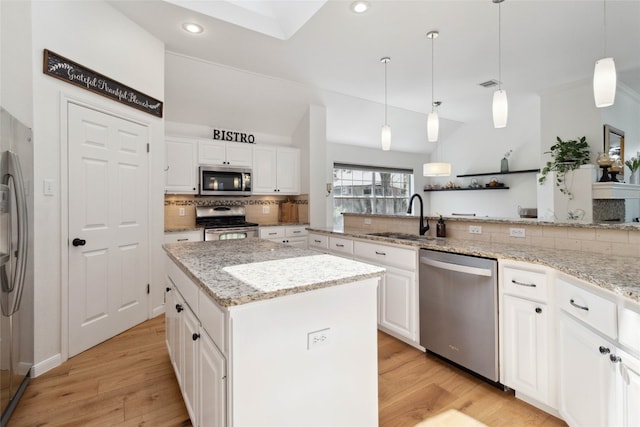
[{"left": 165, "top": 194, "right": 309, "bottom": 230}]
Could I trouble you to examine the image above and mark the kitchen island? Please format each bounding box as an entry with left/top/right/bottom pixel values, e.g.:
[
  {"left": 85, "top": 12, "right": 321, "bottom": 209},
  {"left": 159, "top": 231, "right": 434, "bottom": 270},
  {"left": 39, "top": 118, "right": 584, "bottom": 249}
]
[{"left": 163, "top": 238, "right": 385, "bottom": 427}]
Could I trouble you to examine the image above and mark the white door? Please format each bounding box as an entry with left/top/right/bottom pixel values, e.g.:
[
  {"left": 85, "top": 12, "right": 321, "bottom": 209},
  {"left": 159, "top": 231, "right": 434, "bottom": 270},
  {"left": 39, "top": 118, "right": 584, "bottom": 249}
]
[{"left": 68, "top": 103, "right": 148, "bottom": 357}]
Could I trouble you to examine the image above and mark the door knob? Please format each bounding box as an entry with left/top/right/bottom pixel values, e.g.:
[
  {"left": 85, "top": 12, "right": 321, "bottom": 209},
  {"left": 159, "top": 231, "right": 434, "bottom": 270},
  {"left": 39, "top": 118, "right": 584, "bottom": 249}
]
[{"left": 72, "top": 238, "right": 86, "bottom": 247}]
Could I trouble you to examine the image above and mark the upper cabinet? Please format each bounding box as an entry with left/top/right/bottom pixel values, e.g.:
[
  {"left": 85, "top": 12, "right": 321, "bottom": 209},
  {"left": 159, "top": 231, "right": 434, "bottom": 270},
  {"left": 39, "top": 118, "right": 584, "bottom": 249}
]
[
  {"left": 166, "top": 137, "right": 198, "bottom": 194},
  {"left": 252, "top": 146, "right": 300, "bottom": 195},
  {"left": 199, "top": 140, "right": 253, "bottom": 167}
]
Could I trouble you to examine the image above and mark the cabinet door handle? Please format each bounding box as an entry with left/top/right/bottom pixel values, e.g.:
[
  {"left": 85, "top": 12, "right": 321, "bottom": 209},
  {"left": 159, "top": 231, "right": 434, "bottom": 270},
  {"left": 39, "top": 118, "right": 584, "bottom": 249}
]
[
  {"left": 599, "top": 346, "right": 610, "bottom": 355},
  {"left": 512, "top": 279, "right": 536, "bottom": 287},
  {"left": 268, "top": 232, "right": 277, "bottom": 235},
  {"left": 610, "top": 354, "right": 622, "bottom": 363},
  {"left": 292, "top": 230, "right": 301, "bottom": 234},
  {"left": 175, "top": 304, "right": 183, "bottom": 313},
  {"left": 192, "top": 333, "right": 200, "bottom": 341},
  {"left": 177, "top": 238, "right": 188, "bottom": 241},
  {"left": 375, "top": 251, "right": 387, "bottom": 256},
  {"left": 335, "top": 244, "right": 344, "bottom": 247},
  {"left": 166, "top": 287, "right": 172, "bottom": 292},
  {"left": 314, "top": 239, "right": 321, "bottom": 243},
  {"left": 535, "top": 307, "right": 542, "bottom": 314},
  {"left": 570, "top": 299, "right": 589, "bottom": 311}
]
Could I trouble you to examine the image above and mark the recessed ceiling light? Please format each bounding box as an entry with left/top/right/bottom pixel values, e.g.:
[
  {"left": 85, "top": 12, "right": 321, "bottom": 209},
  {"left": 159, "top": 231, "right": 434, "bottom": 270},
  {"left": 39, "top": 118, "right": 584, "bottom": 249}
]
[
  {"left": 350, "top": 1, "right": 369, "bottom": 14},
  {"left": 182, "top": 23, "right": 204, "bottom": 34}
]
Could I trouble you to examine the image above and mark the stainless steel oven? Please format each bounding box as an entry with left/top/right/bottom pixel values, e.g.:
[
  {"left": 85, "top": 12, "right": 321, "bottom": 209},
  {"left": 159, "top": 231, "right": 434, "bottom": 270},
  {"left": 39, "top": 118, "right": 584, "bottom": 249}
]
[
  {"left": 196, "top": 206, "right": 258, "bottom": 241},
  {"left": 199, "top": 166, "right": 252, "bottom": 196}
]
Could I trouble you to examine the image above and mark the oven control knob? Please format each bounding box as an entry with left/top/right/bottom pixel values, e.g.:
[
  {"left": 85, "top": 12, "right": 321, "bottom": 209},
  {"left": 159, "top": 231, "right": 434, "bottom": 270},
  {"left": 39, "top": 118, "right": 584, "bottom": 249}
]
[{"left": 72, "top": 238, "right": 86, "bottom": 247}]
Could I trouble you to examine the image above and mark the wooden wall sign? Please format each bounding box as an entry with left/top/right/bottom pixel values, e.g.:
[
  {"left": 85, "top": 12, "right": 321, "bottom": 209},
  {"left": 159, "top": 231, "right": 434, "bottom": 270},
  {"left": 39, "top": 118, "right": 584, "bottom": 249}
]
[{"left": 43, "top": 49, "right": 163, "bottom": 118}]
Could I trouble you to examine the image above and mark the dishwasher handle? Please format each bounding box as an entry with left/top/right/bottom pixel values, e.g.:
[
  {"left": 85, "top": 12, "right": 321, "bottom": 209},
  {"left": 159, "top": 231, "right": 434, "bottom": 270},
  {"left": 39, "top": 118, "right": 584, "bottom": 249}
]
[{"left": 420, "top": 256, "right": 493, "bottom": 277}]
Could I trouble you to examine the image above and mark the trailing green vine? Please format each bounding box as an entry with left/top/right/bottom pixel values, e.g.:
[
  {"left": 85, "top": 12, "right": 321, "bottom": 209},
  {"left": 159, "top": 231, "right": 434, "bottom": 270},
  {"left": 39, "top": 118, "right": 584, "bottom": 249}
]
[{"left": 538, "top": 136, "right": 591, "bottom": 199}]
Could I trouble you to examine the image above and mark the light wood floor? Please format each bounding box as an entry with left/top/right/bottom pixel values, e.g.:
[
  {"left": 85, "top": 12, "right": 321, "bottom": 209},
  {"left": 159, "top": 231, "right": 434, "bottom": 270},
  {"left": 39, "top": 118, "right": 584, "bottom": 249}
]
[{"left": 9, "top": 316, "right": 566, "bottom": 426}]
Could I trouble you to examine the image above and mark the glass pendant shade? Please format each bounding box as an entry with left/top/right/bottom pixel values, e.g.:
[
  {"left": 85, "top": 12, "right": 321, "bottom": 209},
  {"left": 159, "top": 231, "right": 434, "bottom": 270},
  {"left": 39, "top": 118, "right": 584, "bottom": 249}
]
[
  {"left": 492, "top": 89, "right": 508, "bottom": 128},
  {"left": 427, "top": 111, "right": 439, "bottom": 142},
  {"left": 381, "top": 125, "right": 391, "bottom": 151},
  {"left": 593, "top": 57, "right": 617, "bottom": 108},
  {"left": 423, "top": 162, "right": 451, "bottom": 177}
]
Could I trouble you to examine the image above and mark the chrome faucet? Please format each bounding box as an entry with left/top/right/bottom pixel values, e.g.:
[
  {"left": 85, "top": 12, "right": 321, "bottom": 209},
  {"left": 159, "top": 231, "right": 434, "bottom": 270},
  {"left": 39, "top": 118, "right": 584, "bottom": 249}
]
[{"left": 407, "top": 193, "right": 429, "bottom": 235}]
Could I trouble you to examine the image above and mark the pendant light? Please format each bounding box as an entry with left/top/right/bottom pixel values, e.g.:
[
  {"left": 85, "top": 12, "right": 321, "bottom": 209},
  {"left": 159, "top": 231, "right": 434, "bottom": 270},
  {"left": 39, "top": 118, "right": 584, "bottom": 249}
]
[
  {"left": 427, "top": 31, "right": 439, "bottom": 142},
  {"left": 492, "top": 0, "right": 508, "bottom": 128},
  {"left": 593, "top": 0, "right": 617, "bottom": 107},
  {"left": 381, "top": 57, "right": 391, "bottom": 151}
]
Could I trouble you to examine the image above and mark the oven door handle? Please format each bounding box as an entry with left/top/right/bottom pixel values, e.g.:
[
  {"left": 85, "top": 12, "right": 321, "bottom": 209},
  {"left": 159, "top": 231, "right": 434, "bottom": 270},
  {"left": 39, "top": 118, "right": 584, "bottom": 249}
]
[{"left": 420, "top": 257, "right": 492, "bottom": 277}]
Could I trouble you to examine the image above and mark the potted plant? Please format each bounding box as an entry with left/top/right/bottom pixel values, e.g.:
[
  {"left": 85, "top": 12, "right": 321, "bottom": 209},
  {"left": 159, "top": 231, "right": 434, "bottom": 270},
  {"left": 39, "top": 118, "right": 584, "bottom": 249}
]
[
  {"left": 625, "top": 155, "right": 640, "bottom": 185},
  {"left": 538, "top": 136, "right": 591, "bottom": 199}
]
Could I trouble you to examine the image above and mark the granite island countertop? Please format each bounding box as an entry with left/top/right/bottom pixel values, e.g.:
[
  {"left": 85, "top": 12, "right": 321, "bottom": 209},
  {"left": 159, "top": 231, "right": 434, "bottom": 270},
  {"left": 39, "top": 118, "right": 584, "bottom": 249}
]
[
  {"left": 307, "top": 227, "right": 640, "bottom": 304},
  {"left": 163, "top": 238, "right": 385, "bottom": 307}
]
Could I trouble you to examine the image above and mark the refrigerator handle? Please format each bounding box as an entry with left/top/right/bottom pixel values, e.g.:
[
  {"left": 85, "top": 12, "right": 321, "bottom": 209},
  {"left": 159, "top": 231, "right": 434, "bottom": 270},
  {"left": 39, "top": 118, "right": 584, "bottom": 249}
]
[{"left": 1, "top": 151, "right": 28, "bottom": 316}]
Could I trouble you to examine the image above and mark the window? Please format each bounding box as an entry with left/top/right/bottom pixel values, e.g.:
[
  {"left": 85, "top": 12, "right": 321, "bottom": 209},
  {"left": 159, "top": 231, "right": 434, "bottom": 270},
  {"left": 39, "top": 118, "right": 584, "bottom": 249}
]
[{"left": 332, "top": 163, "right": 413, "bottom": 229}]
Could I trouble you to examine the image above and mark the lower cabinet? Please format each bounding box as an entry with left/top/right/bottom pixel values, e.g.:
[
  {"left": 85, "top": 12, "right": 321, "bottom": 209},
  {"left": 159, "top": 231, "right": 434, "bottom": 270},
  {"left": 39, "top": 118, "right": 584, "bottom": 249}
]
[
  {"left": 166, "top": 270, "right": 226, "bottom": 427},
  {"left": 354, "top": 240, "right": 418, "bottom": 346},
  {"left": 259, "top": 225, "right": 308, "bottom": 248},
  {"left": 557, "top": 312, "right": 618, "bottom": 427},
  {"left": 502, "top": 295, "right": 551, "bottom": 404}
]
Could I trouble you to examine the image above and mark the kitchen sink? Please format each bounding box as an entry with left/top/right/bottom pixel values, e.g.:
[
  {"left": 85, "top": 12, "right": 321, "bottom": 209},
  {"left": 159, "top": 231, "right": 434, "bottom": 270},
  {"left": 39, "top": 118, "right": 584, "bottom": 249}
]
[{"left": 366, "top": 232, "right": 436, "bottom": 242}]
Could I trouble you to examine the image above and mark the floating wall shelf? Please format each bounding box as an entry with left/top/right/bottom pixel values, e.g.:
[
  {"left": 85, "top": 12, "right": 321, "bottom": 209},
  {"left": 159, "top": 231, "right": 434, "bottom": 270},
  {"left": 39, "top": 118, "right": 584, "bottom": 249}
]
[
  {"left": 456, "top": 169, "right": 540, "bottom": 178},
  {"left": 424, "top": 187, "right": 510, "bottom": 192}
]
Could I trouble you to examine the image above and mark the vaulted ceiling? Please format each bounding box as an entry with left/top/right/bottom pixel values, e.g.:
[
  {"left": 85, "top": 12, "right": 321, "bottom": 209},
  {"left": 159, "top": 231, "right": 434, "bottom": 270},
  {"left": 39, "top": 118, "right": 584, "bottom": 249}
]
[{"left": 110, "top": 0, "right": 640, "bottom": 153}]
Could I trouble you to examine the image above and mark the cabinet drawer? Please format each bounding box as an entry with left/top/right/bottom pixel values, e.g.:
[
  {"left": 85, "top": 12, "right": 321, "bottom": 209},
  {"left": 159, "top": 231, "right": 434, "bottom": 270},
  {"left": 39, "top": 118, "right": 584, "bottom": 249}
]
[
  {"left": 167, "top": 259, "right": 200, "bottom": 316},
  {"left": 354, "top": 240, "right": 416, "bottom": 271},
  {"left": 308, "top": 233, "right": 328, "bottom": 250},
  {"left": 557, "top": 277, "right": 617, "bottom": 339},
  {"left": 164, "top": 230, "right": 203, "bottom": 243},
  {"left": 285, "top": 226, "right": 308, "bottom": 237},
  {"left": 329, "top": 236, "right": 353, "bottom": 256},
  {"left": 199, "top": 290, "right": 227, "bottom": 354},
  {"left": 260, "top": 227, "right": 285, "bottom": 239},
  {"left": 502, "top": 266, "right": 548, "bottom": 301}
]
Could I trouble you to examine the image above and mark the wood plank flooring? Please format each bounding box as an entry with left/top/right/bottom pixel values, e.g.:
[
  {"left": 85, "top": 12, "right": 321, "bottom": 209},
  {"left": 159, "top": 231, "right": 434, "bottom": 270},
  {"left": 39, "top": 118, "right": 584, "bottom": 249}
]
[{"left": 9, "top": 316, "right": 566, "bottom": 426}]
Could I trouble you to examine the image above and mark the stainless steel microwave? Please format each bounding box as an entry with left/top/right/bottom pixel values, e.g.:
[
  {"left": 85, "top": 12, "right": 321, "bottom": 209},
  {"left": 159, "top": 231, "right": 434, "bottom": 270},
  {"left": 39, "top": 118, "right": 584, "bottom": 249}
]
[{"left": 199, "top": 166, "right": 252, "bottom": 196}]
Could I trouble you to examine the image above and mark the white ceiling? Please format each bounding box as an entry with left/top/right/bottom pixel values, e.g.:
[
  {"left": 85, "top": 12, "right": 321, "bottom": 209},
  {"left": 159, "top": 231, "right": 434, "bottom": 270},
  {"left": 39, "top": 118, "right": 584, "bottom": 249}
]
[{"left": 109, "top": 0, "right": 640, "bottom": 154}]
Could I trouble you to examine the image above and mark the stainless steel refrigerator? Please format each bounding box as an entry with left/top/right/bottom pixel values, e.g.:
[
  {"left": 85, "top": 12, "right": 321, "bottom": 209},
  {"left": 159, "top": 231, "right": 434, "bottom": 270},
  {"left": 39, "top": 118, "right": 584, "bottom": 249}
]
[{"left": 0, "top": 107, "right": 34, "bottom": 425}]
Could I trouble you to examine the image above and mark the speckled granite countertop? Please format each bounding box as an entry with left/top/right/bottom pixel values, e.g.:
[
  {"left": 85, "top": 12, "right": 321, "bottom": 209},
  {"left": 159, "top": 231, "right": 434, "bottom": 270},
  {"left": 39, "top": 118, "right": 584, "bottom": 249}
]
[
  {"left": 308, "top": 228, "right": 640, "bottom": 304},
  {"left": 163, "top": 238, "right": 384, "bottom": 308}
]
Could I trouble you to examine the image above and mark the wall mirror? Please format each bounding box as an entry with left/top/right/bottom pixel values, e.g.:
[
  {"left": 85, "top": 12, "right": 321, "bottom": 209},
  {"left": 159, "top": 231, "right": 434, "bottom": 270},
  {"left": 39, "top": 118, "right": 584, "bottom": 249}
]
[{"left": 604, "top": 124, "right": 625, "bottom": 171}]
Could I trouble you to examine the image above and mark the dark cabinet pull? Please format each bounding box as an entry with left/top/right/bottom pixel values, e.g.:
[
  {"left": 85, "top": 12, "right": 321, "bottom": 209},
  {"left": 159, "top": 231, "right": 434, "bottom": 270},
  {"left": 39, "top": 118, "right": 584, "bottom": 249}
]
[
  {"left": 72, "top": 238, "right": 86, "bottom": 247},
  {"left": 175, "top": 304, "right": 183, "bottom": 313},
  {"left": 375, "top": 251, "right": 387, "bottom": 256},
  {"left": 570, "top": 299, "right": 589, "bottom": 311},
  {"left": 166, "top": 287, "right": 172, "bottom": 292},
  {"left": 512, "top": 279, "right": 536, "bottom": 287},
  {"left": 599, "top": 346, "right": 610, "bottom": 355},
  {"left": 192, "top": 333, "right": 200, "bottom": 341},
  {"left": 535, "top": 307, "right": 542, "bottom": 314}
]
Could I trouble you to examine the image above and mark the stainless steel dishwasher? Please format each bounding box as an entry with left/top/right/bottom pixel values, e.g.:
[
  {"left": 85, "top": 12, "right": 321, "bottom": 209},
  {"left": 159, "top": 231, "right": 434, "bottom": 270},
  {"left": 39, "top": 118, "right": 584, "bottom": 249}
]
[{"left": 419, "top": 249, "right": 500, "bottom": 384}]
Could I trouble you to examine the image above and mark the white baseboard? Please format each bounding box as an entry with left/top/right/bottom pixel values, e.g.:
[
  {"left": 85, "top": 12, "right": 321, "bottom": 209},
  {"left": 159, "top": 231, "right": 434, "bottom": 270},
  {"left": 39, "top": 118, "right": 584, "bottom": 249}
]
[
  {"left": 151, "top": 304, "right": 165, "bottom": 318},
  {"left": 32, "top": 353, "right": 62, "bottom": 378}
]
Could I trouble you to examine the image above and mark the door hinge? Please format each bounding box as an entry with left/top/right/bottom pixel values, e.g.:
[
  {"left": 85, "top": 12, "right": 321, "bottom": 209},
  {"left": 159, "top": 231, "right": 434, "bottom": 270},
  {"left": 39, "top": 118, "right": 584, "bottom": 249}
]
[
  {"left": 147, "top": 283, "right": 150, "bottom": 294},
  {"left": 146, "top": 143, "right": 150, "bottom": 153}
]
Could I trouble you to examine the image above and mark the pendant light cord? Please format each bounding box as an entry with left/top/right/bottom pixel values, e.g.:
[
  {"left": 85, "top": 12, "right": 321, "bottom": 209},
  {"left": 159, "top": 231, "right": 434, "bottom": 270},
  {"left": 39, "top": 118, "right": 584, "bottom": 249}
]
[
  {"left": 431, "top": 35, "right": 435, "bottom": 112},
  {"left": 498, "top": 1, "right": 502, "bottom": 91},
  {"left": 384, "top": 60, "right": 388, "bottom": 124},
  {"left": 603, "top": 0, "right": 607, "bottom": 57}
]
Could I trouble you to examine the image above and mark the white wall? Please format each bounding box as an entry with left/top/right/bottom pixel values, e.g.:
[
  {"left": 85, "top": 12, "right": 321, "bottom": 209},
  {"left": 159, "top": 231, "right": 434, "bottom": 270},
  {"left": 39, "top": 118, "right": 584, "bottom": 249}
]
[
  {"left": 425, "top": 93, "right": 541, "bottom": 218},
  {"left": 29, "top": 0, "right": 165, "bottom": 374}
]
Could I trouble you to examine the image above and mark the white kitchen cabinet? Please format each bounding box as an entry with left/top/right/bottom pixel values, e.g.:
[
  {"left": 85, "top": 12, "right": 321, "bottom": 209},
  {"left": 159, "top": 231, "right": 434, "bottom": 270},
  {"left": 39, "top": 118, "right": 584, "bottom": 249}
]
[
  {"left": 307, "top": 232, "right": 329, "bottom": 253},
  {"left": 199, "top": 330, "right": 227, "bottom": 427},
  {"left": 252, "top": 145, "right": 300, "bottom": 194},
  {"left": 499, "top": 261, "right": 555, "bottom": 410},
  {"left": 557, "top": 311, "right": 619, "bottom": 427},
  {"left": 164, "top": 230, "right": 203, "bottom": 243},
  {"left": 166, "top": 137, "right": 198, "bottom": 194},
  {"left": 166, "top": 259, "right": 227, "bottom": 427},
  {"left": 199, "top": 140, "right": 252, "bottom": 167},
  {"left": 354, "top": 240, "right": 419, "bottom": 346},
  {"left": 259, "top": 225, "right": 308, "bottom": 248},
  {"left": 503, "top": 295, "right": 551, "bottom": 404}
]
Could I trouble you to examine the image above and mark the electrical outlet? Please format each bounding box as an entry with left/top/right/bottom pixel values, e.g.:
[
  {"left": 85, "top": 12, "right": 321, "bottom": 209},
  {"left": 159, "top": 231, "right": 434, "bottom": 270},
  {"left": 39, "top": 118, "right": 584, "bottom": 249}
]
[
  {"left": 468, "top": 225, "right": 482, "bottom": 234},
  {"left": 364, "top": 218, "right": 372, "bottom": 225},
  {"left": 179, "top": 207, "right": 185, "bottom": 216},
  {"left": 262, "top": 205, "right": 270, "bottom": 214},
  {"left": 307, "top": 328, "right": 331, "bottom": 350},
  {"left": 509, "top": 227, "right": 526, "bottom": 238}
]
